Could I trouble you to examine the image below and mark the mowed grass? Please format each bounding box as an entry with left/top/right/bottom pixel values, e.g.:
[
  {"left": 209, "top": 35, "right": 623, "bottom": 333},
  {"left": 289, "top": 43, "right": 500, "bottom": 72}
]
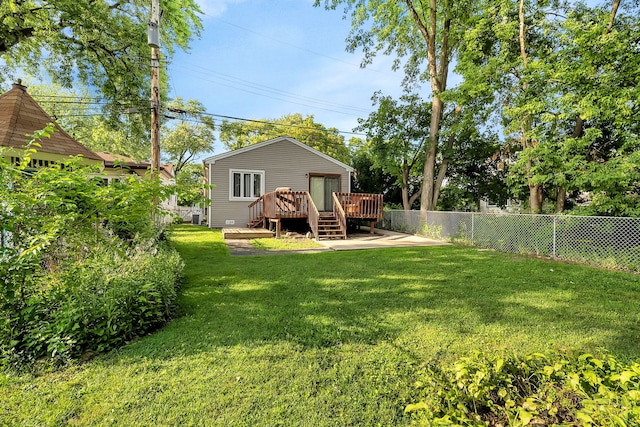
[
  {"left": 2, "top": 224, "right": 640, "bottom": 426},
  {"left": 250, "top": 237, "right": 324, "bottom": 251}
]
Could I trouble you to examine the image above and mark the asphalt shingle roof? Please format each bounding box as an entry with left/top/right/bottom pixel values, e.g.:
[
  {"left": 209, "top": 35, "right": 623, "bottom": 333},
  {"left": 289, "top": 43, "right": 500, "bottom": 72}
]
[{"left": 0, "top": 83, "right": 102, "bottom": 160}]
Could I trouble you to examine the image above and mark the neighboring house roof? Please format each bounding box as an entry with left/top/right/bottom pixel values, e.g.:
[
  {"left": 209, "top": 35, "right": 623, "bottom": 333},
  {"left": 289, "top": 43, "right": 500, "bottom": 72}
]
[
  {"left": 203, "top": 136, "right": 354, "bottom": 172},
  {"left": 0, "top": 82, "right": 102, "bottom": 161},
  {"left": 95, "top": 151, "right": 175, "bottom": 179}
]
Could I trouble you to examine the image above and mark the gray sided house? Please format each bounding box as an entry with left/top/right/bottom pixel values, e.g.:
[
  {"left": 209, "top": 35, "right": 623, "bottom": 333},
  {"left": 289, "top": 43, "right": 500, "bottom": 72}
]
[{"left": 203, "top": 136, "right": 383, "bottom": 239}]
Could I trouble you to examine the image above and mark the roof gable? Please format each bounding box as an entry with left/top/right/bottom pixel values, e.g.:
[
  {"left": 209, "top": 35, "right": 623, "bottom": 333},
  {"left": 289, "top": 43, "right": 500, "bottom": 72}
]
[
  {"left": 0, "top": 83, "right": 102, "bottom": 160},
  {"left": 203, "top": 136, "right": 353, "bottom": 172},
  {"left": 95, "top": 151, "right": 175, "bottom": 179}
]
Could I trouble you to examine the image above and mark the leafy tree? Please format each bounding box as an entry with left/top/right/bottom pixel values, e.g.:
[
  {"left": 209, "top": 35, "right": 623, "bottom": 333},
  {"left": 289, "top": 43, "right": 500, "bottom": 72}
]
[
  {"left": 0, "top": 135, "right": 182, "bottom": 364},
  {"left": 349, "top": 139, "right": 404, "bottom": 206},
  {"left": 438, "top": 126, "right": 509, "bottom": 211},
  {"left": 0, "top": 0, "right": 203, "bottom": 115},
  {"left": 454, "top": 0, "right": 561, "bottom": 213},
  {"left": 316, "top": 0, "right": 478, "bottom": 211},
  {"left": 27, "top": 80, "right": 151, "bottom": 160},
  {"left": 161, "top": 97, "right": 215, "bottom": 177},
  {"left": 456, "top": 0, "right": 639, "bottom": 214},
  {"left": 174, "top": 163, "right": 205, "bottom": 207},
  {"left": 355, "top": 92, "right": 428, "bottom": 210},
  {"left": 219, "top": 113, "right": 350, "bottom": 163}
]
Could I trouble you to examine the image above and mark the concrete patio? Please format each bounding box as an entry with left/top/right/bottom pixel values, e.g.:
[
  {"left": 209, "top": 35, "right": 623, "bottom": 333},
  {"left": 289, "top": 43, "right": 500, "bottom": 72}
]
[
  {"left": 224, "top": 227, "right": 447, "bottom": 255},
  {"left": 315, "top": 227, "right": 448, "bottom": 251}
]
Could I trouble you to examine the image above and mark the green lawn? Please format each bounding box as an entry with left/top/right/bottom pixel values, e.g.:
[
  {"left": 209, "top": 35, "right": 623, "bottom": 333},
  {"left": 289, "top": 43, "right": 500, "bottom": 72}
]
[
  {"left": 2, "top": 225, "right": 640, "bottom": 426},
  {"left": 250, "top": 236, "right": 324, "bottom": 251}
]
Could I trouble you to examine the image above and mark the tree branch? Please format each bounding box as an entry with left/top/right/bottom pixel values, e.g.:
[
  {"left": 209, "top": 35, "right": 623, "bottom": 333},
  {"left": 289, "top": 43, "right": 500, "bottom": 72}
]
[
  {"left": 0, "top": 27, "right": 35, "bottom": 54},
  {"left": 606, "top": 0, "right": 621, "bottom": 34}
]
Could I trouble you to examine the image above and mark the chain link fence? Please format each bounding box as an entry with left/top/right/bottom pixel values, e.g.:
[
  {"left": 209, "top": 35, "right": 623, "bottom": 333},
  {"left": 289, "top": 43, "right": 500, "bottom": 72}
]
[{"left": 379, "top": 210, "right": 640, "bottom": 271}]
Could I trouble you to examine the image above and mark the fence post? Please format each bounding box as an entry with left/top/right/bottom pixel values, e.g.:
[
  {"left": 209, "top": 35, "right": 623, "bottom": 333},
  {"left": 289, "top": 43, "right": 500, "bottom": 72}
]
[
  {"left": 471, "top": 212, "right": 475, "bottom": 245},
  {"left": 424, "top": 210, "right": 428, "bottom": 235},
  {"left": 552, "top": 216, "right": 557, "bottom": 258}
]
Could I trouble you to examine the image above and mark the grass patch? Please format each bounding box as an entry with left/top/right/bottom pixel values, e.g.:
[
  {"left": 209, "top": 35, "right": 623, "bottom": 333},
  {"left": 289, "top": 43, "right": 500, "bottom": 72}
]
[
  {"left": 250, "top": 237, "right": 324, "bottom": 251},
  {"left": 1, "top": 225, "right": 640, "bottom": 426}
]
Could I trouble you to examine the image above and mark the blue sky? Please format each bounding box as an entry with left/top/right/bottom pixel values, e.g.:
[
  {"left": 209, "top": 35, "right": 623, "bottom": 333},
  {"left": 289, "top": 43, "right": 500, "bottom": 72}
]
[{"left": 166, "top": 0, "right": 406, "bottom": 156}]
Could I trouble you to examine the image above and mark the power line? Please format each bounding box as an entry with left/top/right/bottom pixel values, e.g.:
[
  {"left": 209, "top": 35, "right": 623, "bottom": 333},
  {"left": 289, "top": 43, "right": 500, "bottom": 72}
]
[
  {"left": 171, "top": 64, "right": 369, "bottom": 117},
  {"left": 213, "top": 17, "right": 391, "bottom": 75},
  {"left": 31, "top": 91, "right": 368, "bottom": 136},
  {"left": 39, "top": 105, "right": 367, "bottom": 137},
  {"left": 172, "top": 111, "right": 366, "bottom": 137},
  {"left": 172, "top": 63, "right": 371, "bottom": 114}
]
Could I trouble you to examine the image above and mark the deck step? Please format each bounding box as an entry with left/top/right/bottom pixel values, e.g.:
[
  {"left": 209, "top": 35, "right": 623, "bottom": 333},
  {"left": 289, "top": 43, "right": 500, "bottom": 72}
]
[
  {"left": 315, "top": 214, "right": 346, "bottom": 240},
  {"left": 223, "top": 227, "right": 274, "bottom": 239},
  {"left": 247, "top": 217, "right": 264, "bottom": 228}
]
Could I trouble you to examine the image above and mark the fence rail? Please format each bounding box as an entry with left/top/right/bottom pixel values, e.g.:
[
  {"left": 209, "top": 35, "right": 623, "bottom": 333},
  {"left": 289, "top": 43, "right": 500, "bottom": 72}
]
[{"left": 379, "top": 210, "right": 640, "bottom": 271}]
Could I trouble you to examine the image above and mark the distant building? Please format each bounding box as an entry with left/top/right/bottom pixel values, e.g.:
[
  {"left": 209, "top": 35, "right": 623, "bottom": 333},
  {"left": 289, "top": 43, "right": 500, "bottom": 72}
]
[
  {"left": 0, "top": 81, "right": 103, "bottom": 168},
  {"left": 95, "top": 151, "right": 177, "bottom": 209},
  {"left": 0, "top": 81, "right": 177, "bottom": 211}
]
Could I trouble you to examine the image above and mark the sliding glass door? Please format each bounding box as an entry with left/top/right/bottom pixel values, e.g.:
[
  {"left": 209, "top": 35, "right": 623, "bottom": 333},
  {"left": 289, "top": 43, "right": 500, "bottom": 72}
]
[{"left": 309, "top": 175, "right": 340, "bottom": 212}]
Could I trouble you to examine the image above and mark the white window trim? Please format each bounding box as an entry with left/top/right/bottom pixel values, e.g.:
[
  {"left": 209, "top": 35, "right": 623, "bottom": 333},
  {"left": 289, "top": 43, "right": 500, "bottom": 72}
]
[{"left": 228, "top": 169, "right": 265, "bottom": 201}]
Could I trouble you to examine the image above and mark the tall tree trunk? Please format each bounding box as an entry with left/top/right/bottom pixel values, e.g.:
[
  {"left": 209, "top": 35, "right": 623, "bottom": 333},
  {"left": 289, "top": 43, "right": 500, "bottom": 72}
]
[
  {"left": 553, "top": 114, "right": 584, "bottom": 213},
  {"left": 406, "top": 0, "right": 451, "bottom": 213},
  {"left": 401, "top": 165, "right": 411, "bottom": 211},
  {"left": 420, "top": 95, "right": 444, "bottom": 211},
  {"left": 432, "top": 105, "right": 462, "bottom": 206},
  {"left": 529, "top": 181, "right": 543, "bottom": 213},
  {"left": 556, "top": 187, "right": 566, "bottom": 213},
  {"left": 518, "top": 0, "right": 543, "bottom": 214}
]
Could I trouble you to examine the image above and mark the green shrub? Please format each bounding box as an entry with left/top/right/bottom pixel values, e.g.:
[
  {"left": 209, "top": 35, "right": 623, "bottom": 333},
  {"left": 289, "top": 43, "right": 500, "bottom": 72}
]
[
  {"left": 406, "top": 352, "right": 640, "bottom": 426},
  {"left": 1, "top": 237, "right": 183, "bottom": 366},
  {"left": 1, "top": 133, "right": 184, "bottom": 367}
]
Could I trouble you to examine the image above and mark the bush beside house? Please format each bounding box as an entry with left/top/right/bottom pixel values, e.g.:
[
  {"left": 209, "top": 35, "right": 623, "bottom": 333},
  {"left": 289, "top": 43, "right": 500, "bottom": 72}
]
[{"left": 0, "top": 144, "right": 184, "bottom": 367}]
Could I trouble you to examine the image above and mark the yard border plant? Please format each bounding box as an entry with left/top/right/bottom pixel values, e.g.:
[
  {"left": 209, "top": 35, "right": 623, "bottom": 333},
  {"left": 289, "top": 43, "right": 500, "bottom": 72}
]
[
  {"left": 406, "top": 352, "right": 640, "bottom": 426},
  {"left": 0, "top": 128, "right": 184, "bottom": 368}
]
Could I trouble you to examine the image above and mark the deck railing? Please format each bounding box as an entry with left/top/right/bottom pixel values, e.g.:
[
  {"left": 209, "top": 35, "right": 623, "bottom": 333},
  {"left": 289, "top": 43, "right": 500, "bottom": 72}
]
[
  {"left": 248, "top": 196, "right": 264, "bottom": 227},
  {"left": 307, "top": 192, "right": 320, "bottom": 238},
  {"left": 263, "top": 191, "right": 308, "bottom": 218},
  {"left": 249, "top": 190, "right": 383, "bottom": 234},
  {"left": 332, "top": 193, "right": 347, "bottom": 236},
  {"left": 334, "top": 193, "right": 384, "bottom": 220}
]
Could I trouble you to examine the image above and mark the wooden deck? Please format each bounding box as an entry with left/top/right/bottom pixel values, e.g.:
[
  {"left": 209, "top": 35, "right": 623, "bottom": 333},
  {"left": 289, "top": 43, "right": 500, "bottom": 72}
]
[
  {"left": 247, "top": 190, "right": 384, "bottom": 240},
  {"left": 222, "top": 227, "right": 274, "bottom": 240}
]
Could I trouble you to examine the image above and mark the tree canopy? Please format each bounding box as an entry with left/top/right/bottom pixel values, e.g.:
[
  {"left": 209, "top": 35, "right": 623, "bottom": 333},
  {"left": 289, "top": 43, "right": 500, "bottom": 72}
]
[
  {"left": 319, "top": 0, "right": 639, "bottom": 216},
  {"left": 455, "top": 0, "right": 640, "bottom": 214},
  {"left": 219, "top": 113, "right": 350, "bottom": 164},
  {"left": 316, "top": 0, "right": 478, "bottom": 211},
  {"left": 355, "top": 92, "right": 428, "bottom": 210},
  {"left": 0, "top": 0, "right": 203, "bottom": 114},
  {"left": 161, "top": 97, "right": 215, "bottom": 177},
  {"left": 27, "top": 80, "right": 152, "bottom": 161}
]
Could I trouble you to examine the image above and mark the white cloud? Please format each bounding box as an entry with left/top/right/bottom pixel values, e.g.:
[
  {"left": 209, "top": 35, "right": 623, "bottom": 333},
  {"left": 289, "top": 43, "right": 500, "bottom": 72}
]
[{"left": 195, "top": 0, "right": 247, "bottom": 18}]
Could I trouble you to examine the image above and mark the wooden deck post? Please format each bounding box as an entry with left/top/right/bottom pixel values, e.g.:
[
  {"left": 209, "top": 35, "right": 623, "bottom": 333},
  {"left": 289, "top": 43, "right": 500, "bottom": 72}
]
[{"left": 270, "top": 218, "right": 281, "bottom": 239}]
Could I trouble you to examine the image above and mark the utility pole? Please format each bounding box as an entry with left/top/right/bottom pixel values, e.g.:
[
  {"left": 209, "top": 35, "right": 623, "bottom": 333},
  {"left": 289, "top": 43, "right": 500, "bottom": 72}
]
[{"left": 149, "top": 0, "right": 161, "bottom": 175}]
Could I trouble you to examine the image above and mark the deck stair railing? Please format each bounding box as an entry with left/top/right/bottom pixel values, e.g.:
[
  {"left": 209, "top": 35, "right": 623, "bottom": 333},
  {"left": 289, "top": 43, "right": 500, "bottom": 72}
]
[
  {"left": 307, "top": 192, "right": 320, "bottom": 239},
  {"left": 262, "top": 191, "right": 309, "bottom": 218},
  {"left": 248, "top": 190, "right": 309, "bottom": 228},
  {"left": 331, "top": 193, "right": 347, "bottom": 239},
  {"left": 248, "top": 196, "right": 265, "bottom": 228}
]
